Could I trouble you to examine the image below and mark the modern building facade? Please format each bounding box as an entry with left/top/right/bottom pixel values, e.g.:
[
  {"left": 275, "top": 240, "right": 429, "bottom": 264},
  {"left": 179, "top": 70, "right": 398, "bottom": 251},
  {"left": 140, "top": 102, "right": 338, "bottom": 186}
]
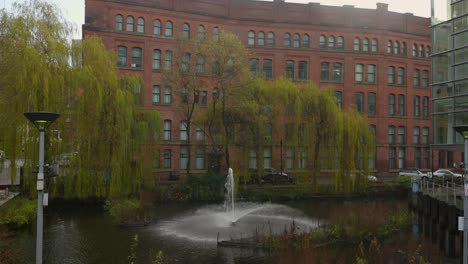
[
  {"left": 83, "top": 0, "right": 432, "bottom": 177},
  {"left": 431, "top": 0, "right": 468, "bottom": 168}
]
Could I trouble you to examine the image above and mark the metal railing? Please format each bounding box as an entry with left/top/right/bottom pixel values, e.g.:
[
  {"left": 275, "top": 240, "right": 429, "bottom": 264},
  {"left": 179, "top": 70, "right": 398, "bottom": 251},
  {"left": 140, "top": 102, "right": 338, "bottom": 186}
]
[{"left": 419, "top": 178, "right": 465, "bottom": 209}]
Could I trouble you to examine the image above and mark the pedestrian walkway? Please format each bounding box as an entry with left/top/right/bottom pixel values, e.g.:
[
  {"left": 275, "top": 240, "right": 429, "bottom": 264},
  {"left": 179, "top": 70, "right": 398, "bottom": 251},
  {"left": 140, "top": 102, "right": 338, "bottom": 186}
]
[{"left": 0, "top": 191, "right": 20, "bottom": 206}]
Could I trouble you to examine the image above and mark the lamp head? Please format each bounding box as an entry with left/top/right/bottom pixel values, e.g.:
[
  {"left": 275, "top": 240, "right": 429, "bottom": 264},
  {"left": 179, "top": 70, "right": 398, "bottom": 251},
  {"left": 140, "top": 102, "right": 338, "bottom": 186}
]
[
  {"left": 454, "top": 125, "right": 468, "bottom": 139},
  {"left": 24, "top": 112, "right": 60, "bottom": 131}
]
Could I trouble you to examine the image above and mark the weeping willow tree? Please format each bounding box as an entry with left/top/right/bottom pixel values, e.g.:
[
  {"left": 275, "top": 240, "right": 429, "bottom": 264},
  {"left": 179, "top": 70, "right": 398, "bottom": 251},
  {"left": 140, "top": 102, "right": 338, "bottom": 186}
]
[
  {"left": 0, "top": 0, "right": 71, "bottom": 195},
  {"left": 0, "top": 1, "right": 161, "bottom": 200},
  {"left": 233, "top": 79, "right": 375, "bottom": 192}
]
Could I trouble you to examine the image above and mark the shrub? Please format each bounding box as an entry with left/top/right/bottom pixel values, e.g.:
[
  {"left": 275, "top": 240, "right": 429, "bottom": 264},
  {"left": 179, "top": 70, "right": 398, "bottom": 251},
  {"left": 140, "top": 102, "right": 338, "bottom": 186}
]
[
  {"left": 106, "top": 198, "right": 152, "bottom": 225},
  {"left": 398, "top": 176, "right": 412, "bottom": 188},
  {"left": 0, "top": 197, "right": 36, "bottom": 227}
]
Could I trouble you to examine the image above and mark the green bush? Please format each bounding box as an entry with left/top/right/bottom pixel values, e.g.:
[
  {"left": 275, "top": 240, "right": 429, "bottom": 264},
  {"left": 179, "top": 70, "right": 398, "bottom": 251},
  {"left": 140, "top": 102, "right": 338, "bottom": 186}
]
[
  {"left": 398, "top": 176, "right": 412, "bottom": 188},
  {"left": 106, "top": 199, "right": 152, "bottom": 225},
  {"left": 0, "top": 197, "right": 36, "bottom": 227}
]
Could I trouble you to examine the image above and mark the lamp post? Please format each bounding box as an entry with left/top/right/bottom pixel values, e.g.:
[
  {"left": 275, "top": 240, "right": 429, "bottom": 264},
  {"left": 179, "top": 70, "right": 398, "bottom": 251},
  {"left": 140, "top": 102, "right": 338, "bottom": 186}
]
[
  {"left": 454, "top": 125, "right": 468, "bottom": 264},
  {"left": 24, "top": 112, "right": 60, "bottom": 264}
]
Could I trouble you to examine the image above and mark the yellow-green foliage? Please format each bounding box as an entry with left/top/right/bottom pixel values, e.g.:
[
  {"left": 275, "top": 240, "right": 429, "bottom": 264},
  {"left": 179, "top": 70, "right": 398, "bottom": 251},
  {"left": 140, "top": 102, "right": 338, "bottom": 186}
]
[
  {"left": 234, "top": 79, "right": 374, "bottom": 192},
  {"left": 0, "top": 2, "right": 161, "bottom": 200}
]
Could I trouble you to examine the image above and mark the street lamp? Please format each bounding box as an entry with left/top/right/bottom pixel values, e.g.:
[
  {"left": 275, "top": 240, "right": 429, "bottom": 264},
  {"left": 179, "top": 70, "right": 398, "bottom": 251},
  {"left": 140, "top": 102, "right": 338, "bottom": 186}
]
[
  {"left": 24, "top": 111, "right": 60, "bottom": 264},
  {"left": 454, "top": 125, "right": 468, "bottom": 264}
]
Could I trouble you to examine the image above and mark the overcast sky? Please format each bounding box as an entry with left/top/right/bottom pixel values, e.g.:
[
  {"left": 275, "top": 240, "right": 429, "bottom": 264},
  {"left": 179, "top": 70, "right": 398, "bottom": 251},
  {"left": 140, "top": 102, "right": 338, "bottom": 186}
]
[{"left": 2, "top": 0, "right": 431, "bottom": 38}]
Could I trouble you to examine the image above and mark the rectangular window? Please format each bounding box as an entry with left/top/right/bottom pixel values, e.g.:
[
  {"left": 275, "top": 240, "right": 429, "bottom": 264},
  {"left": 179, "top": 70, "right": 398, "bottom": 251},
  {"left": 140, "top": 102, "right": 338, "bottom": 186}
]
[
  {"left": 356, "top": 92, "right": 364, "bottom": 113},
  {"left": 423, "top": 96, "right": 429, "bottom": 117},
  {"left": 367, "top": 64, "right": 376, "bottom": 84},
  {"left": 250, "top": 58, "right": 259, "bottom": 79},
  {"left": 285, "top": 61, "right": 294, "bottom": 80},
  {"left": 131, "top": 47, "right": 142, "bottom": 68},
  {"left": 163, "top": 120, "right": 171, "bottom": 141},
  {"left": 398, "top": 126, "right": 405, "bottom": 145},
  {"left": 163, "top": 149, "right": 172, "bottom": 169},
  {"left": 398, "top": 147, "right": 405, "bottom": 169},
  {"left": 298, "top": 148, "right": 306, "bottom": 169},
  {"left": 388, "top": 126, "right": 395, "bottom": 144},
  {"left": 335, "top": 91, "right": 342, "bottom": 109},
  {"left": 368, "top": 93, "right": 376, "bottom": 116},
  {"left": 196, "top": 127, "right": 205, "bottom": 141},
  {"left": 180, "top": 146, "right": 189, "bottom": 170},
  {"left": 397, "top": 67, "right": 405, "bottom": 85},
  {"left": 414, "top": 96, "right": 420, "bottom": 117},
  {"left": 181, "top": 53, "right": 191, "bottom": 72},
  {"left": 165, "top": 50, "right": 173, "bottom": 70},
  {"left": 389, "top": 147, "right": 395, "bottom": 169},
  {"left": 153, "top": 50, "right": 161, "bottom": 70},
  {"left": 263, "top": 59, "right": 273, "bottom": 80},
  {"left": 117, "top": 46, "right": 127, "bottom": 67},
  {"left": 320, "top": 62, "right": 329, "bottom": 81},
  {"left": 388, "top": 94, "right": 395, "bottom": 116},
  {"left": 152, "top": 85, "right": 160, "bottom": 104},
  {"left": 423, "top": 147, "right": 430, "bottom": 168},
  {"left": 164, "top": 86, "right": 172, "bottom": 104},
  {"left": 195, "top": 147, "right": 204, "bottom": 170},
  {"left": 333, "top": 63, "right": 342, "bottom": 82},
  {"left": 388, "top": 67, "right": 395, "bottom": 84},
  {"left": 398, "top": 95, "right": 405, "bottom": 116},
  {"left": 422, "top": 127, "right": 429, "bottom": 144},
  {"left": 422, "top": 70, "right": 429, "bottom": 87},
  {"left": 413, "top": 69, "right": 420, "bottom": 87},
  {"left": 196, "top": 55, "right": 205, "bottom": 74},
  {"left": 180, "top": 121, "right": 188, "bottom": 141},
  {"left": 355, "top": 64, "right": 364, "bottom": 83},
  {"left": 298, "top": 61, "right": 308, "bottom": 80},
  {"left": 413, "top": 127, "right": 420, "bottom": 144}
]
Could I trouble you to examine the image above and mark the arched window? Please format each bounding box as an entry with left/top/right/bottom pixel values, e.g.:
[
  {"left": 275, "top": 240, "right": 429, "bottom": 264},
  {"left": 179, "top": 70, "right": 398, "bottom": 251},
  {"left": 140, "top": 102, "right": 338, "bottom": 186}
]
[
  {"left": 165, "top": 21, "right": 173, "bottom": 37},
  {"left": 303, "top": 34, "right": 310, "bottom": 48},
  {"left": 115, "top": 14, "right": 123, "bottom": 31},
  {"left": 354, "top": 37, "right": 360, "bottom": 51},
  {"left": 402, "top": 42, "right": 407, "bottom": 55},
  {"left": 248, "top": 31, "right": 255, "bottom": 46},
  {"left": 394, "top": 41, "right": 400, "bottom": 55},
  {"left": 387, "top": 40, "right": 393, "bottom": 54},
  {"left": 319, "top": 35, "right": 326, "bottom": 48},
  {"left": 267, "top": 32, "right": 275, "bottom": 47},
  {"left": 328, "top": 35, "right": 335, "bottom": 49},
  {"left": 198, "top": 25, "right": 205, "bottom": 41},
  {"left": 183, "top": 23, "right": 190, "bottom": 39},
  {"left": 285, "top": 60, "right": 294, "bottom": 80},
  {"left": 284, "top": 33, "right": 291, "bottom": 47},
  {"left": 298, "top": 61, "right": 308, "bottom": 80},
  {"left": 363, "top": 38, "right": 369, "bottom": 52},
  {"left": 212, "top": 27, "right": 220, "bottom": 42},
  {"left": 293, "top": 33, "right": 300, "bottom": 48},
  {"left": 258, "top": 31, "right": 265, "bottom": 46},
  {"left": 420, "top": 45, "right": 425, "bottom": 58},
  {"left": 126, "top": 16, "right": 134, "bottom": 32},
  {"left": 388, "top": 66, "right": 395, "bottom": 84},
  {"left": 137, "top": 17, "right": 145, "bottom": 33},
  {"left": 153, "top": 19, "right": 161, "bottom": 35},
  {"left": 426, "top": 46, "right": 431, "bottom": 57},
  {"left": 250, "top": 58, "right": 259, "bottom": 79},
  {"left": 337, "top": 36, "right": 344, "bottom": 50}
]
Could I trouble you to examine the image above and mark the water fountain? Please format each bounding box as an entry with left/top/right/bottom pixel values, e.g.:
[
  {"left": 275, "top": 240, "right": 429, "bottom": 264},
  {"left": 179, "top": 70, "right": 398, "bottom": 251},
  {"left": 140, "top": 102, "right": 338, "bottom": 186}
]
[{"left": 157, "top": 168, "right": 321, "bottom": 243}]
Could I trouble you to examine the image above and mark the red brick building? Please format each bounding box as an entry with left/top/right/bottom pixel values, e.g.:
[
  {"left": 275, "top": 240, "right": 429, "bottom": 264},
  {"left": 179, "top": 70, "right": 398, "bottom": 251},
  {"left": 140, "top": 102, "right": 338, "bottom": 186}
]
[{"left": 83, "top": 0, "right": 432, "bottom": 177}]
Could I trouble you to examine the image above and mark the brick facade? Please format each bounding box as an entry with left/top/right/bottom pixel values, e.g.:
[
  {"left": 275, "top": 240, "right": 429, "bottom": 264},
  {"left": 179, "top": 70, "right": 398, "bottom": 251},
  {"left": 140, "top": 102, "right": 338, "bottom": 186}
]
[{"left": 83, "top": 0, "right": 434, "bottom": 177}]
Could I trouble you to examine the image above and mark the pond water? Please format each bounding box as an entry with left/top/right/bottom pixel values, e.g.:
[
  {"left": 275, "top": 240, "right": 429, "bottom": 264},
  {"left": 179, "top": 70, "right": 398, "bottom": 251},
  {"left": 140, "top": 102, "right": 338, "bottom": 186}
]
[{"left": 10, "top": 197, "right": 449, "bottom": 264}]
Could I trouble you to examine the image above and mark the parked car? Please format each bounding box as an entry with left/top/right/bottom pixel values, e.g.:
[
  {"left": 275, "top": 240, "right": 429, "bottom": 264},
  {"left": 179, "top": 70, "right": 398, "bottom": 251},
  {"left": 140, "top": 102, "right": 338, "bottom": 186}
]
[
  {"left": 429, "top": 169, "right": 463, "bottom": 183},
  {"left": 398, "top": 168, "right": 430, "bottom": 181},
  {"left": 367, "top": 175, "right": 378, "bottom": 182},
  {"left": 249, "top": 168, "right": 293, "bottom": 184}
]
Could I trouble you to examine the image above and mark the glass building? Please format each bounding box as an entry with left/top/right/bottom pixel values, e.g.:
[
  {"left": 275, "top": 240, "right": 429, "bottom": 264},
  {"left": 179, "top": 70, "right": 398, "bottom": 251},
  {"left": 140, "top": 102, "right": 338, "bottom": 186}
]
[{"left": 432, "top": 0, "right": 468, "bottom": 165}]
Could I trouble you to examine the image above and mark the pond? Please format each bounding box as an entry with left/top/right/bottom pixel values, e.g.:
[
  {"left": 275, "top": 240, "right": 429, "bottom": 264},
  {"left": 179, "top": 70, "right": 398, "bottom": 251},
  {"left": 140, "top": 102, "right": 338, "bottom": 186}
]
[{"left": 10, "top": 197, "right": 449, "bottom": 264}]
